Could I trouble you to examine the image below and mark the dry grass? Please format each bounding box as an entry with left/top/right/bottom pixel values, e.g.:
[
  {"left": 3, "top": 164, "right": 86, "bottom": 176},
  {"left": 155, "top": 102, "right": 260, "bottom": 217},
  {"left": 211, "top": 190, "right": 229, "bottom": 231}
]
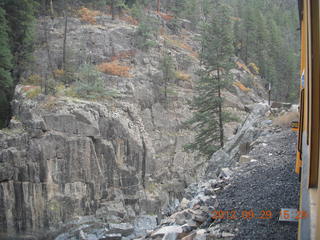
[
  {"left": 97, "top": 61, "right": 131, "bottom": 77},
  {"left": 156, "top": 11, "right": 174, "bottom": 21},
  {"left": 230, "top": 16, "right": 241, "bottom": 21},
  {"left": 21, "top": 86, "right": 41, "bottom": 99},
  {"left": 53, "top": 69, "right": 65, "bottom": 77},
  {"left": 24, "top": 74, "right": 42, "bottom": 86},
  {"left": 163, "top": 35, "right": 199, "bottom": 59},
  {"left": 120, "top": 15, "right": 139, "bottom": 25},
  {"left": 111, "top": 50, "right": 136, "bottom": 61},
  {"left": 42, "top": 96, "right": 58, "bottom": 110},
  {"left": 273, "top": 112, "right": 299, "bottom": 128},
  {"left": 21, "top": 85, "right": 39, "bottom": 92},
  {"left": 78, "top": 7, "right": 101, "bottom": 24},
  {"left": 233, "top": 81, "right": 251, "bottom": 92},
  {"left": 175, "top": 71, "right": 191, "bottom": 81}
]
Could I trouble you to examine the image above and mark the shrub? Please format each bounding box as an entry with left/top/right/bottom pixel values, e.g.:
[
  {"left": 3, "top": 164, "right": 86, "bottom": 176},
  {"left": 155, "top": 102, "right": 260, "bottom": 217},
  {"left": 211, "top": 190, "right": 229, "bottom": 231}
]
[
  {"left": 273, "top": 112, "right": 299, "bottom": 128},
  {"left": 120, "top": 15, "right": 139, "bottom": 25},
  {"left": 164, "top": 36, "right": 198, "bottom": 58},
  {"left": 24, "top": 74, "right": 42, "bottom": 86},
  {"left": 97, "top": 61, "right": 131, "bottom": 77},
  {"left": 175, "top": 71, "right": 191, "bottom": 81},
  {"left": 156, "top": 11, "right": 174, "bottom": 21},
  {"left": 111, "top": 50, "right": 136, "bottom": 61},
  {"left": 236, "top": 61, "right": 252, "bottom": 74},
  {"left": 134, "top": 15, "right": 159, "bottom": 51},
  {"left": 53, "top": 69, "right": 65, "bottom": 77},
  {"left": 233, "top": 81, "right": 251, "bottom": 92},
  {"left": 26, "top": 87, "right": 41, "bottom": 99},
  {"left": 248, "top": 63, "right": 260, "bottom": 75},
  {"left": 75, "top": 64, "right": 119, "bottom": 100},
  {"left": 78, "top": 7, "right": 101, "bottom": 24}
]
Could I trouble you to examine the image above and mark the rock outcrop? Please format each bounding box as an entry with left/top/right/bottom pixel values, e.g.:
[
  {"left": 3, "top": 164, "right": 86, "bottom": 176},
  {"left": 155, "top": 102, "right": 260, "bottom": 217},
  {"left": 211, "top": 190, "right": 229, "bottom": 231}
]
[
  {"left": 199, "top": 103, "right": 269, "bottom": 179},
  {"left": 0, "top": 85, "right": 154, "bottom": 235},
  {"left": 0, "top": 12, "right": 267, "bottom": 238}
]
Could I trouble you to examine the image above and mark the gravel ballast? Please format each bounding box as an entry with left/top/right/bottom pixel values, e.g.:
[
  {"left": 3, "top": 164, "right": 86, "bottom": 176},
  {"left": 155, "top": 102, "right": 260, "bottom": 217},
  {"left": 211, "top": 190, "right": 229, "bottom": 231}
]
[{"left": 213, "top": 128, "right": 300, "bottom": 239}]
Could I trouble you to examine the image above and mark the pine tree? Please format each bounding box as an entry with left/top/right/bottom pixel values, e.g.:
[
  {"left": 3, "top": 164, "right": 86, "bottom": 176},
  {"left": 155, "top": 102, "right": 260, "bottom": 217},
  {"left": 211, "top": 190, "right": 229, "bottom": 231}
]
[
  {"left": 3, "top": 0, "right": 37, "bottom": 83},
  {"left": 185, "top": 1, "right": 234, "bottom": 158},
  {"left": 0, "top": 6, "right": 14, "bottom": 128},
  {"left": 160, "top": 49, "right": 174, "bottom": 104}
]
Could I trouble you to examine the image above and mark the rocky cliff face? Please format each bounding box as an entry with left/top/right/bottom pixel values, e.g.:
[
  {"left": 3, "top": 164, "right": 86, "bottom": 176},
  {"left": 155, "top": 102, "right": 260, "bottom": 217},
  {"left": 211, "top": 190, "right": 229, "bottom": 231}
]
[
  {"left": 0, "top": 12, "right": 267, "bottom": 237},
  {"left": 0, "top": 85, "right": 152, "bottom": 234}
]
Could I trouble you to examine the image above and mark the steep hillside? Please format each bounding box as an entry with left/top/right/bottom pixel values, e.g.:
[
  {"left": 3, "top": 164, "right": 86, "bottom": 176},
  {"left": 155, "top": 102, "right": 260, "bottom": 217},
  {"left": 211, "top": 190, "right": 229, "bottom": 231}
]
[{"left": 0, "top": 10, "right": 267, "bottom": 238}]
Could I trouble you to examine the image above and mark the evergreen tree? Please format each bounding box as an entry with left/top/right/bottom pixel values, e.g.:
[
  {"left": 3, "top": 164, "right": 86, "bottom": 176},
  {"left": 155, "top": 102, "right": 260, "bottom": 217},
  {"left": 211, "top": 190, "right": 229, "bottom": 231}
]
[
  {"left": 185, "top": 1, "right": 234, "bottom": 158},
  {"left": 160, "top": 49, "right": 174, "bottom": 104},
  {"left": 2, "top": 0, "right": 37, "bottom": 83},
  {"left": 0, "top": 6, "right": 14, "bottom": 128}
]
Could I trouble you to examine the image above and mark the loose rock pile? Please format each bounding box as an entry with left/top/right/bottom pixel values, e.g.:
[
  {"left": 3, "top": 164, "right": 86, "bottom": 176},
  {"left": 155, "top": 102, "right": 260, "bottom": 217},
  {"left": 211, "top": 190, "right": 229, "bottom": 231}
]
[{"left": 139, "top": 104, "right": 299, "bottom": 240}]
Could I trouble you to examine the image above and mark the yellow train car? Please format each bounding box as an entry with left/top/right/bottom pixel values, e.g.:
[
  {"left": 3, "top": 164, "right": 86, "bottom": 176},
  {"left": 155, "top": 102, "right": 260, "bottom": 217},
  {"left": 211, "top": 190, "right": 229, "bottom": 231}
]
[{"left": 296, "top": 0, "right": 320, "bottom": 239}]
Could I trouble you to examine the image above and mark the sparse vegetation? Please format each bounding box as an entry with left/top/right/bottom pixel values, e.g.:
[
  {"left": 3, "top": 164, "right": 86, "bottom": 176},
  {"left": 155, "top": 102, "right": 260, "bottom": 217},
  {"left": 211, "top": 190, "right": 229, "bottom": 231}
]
[
  {"left": 75, "top": 63, "right": 119, "bottom": 100},
  {"left": 175, "top": 71, "right": 191, "bottom": 82},
  {"left": 78, "top": 7, "right": 101, "bottom": 24},
  {"left": 273, "top": 112, "right": 299, "bottom": 128},
  {"left": 160, "top": 51, "right": 175, "bottom": 103},
  {"left": 163, "top": 35, "right": 198, "bottom": 59},
  {"left": 233, "top": 81, "right": 251, "bottom": 92},
  {"left": 23, "top": 86, "right": 41, "bottom": 99},
  {"left": 24, "top": 74, "right": 42, "bottom": 85},
  {"left": 97, "top": 61, "right": 131, "bottom": 77},
  {"left": 134, "top": 8, "right": 159, "bottom": 51},
  {"left": 111, "top": 50, "right": 136, "bottom": 61}
]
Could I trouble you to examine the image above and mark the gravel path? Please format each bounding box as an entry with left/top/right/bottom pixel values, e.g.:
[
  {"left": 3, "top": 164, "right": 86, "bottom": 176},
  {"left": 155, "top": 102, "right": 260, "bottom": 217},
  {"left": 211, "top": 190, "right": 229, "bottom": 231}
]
[{"left": 213, "top": 127, "right": 300, "bottom": 240}]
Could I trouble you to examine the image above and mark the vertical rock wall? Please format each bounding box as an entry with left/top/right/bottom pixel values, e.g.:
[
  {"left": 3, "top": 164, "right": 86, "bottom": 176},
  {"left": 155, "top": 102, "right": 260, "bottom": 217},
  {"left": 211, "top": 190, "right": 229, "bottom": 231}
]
[{"left": 0, "top": 87, "right": 151, "bottom": 235}]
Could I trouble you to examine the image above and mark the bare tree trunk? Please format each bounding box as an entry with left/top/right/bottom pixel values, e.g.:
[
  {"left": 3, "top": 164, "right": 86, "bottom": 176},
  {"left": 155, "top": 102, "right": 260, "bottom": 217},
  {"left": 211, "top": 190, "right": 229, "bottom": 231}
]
[
  {"left": 62, "top": 12, "right": 68, "bottom": 73},
  {"left": 217, "top": 69, "right": 224, "bottom": 148},
  {"left": 245, "top": 28, "right": 249, "bottom": 64},
  {"left": 50, "top": 0, "right": 54, "bottom": 19},
  {"left": 43, "top": 19, "right": 56, "bottom": 84},
  {"left": 111, "top": 0, "right": 115, "bottom": 20},
  {"left": 157, "top": 0, "right": 160, "bottom": 12}
]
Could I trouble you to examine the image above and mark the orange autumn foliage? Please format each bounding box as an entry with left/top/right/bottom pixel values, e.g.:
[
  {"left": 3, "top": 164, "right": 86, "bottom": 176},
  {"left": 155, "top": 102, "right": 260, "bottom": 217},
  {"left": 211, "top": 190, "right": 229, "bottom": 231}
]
[
  {"left": 163, "top": 35, "right": 199, "bottom": 59},
  {"left": 78, "top": 7, "right": 101, "bottom": 24},
  {"left": 111, "top": 50, "right": 136, "bottom": 61},
  {"left": 120, "top": 15, "right": 139, "bottom": 25},
  {"left": 156, "top": 11, "right": 174, "bottom": 21},
  {"left": 236, "top": 61, "right": 252, "bottom": 74},
  {"left": 233, "top": 81, "right": 251, "bottom": 92},
  {"left": 97, "top": 61, "right": 131, "bottom": 77}
]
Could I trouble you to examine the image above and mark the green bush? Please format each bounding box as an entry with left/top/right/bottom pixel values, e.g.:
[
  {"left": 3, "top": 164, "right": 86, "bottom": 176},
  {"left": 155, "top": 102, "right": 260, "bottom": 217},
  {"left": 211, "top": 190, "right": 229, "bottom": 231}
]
[
  {"left": 134, "top": 14, "right": 159, "bottom": 51},
  {"left": 75, "top": 64, "right": 119, "bottom": 99}
]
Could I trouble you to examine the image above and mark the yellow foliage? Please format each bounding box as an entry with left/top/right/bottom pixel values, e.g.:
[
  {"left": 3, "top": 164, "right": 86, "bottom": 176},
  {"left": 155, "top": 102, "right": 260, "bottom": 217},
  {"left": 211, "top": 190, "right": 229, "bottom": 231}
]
[
  {"left": 236, "top": 61, "right": 252, "bottom": 74},
  {"left": 233, "top": 81, "right": 251, "bottom": 92},
  {"left": 230, "top": 16, "right": 241, "bottom": 21},
  {"left": 25, "top": 74, "right": 42, "bottom": 86},
  {"left": 248, "top": 63, "right": 260, "bottom": 75},
  {"left": 26, "top": 87, "right": 41, "bottom": 99},
  {"left": 78, "top": 7, "right": 101, "bottom": 24},
  {"left": 53, "top": 69, "right": 65, "bottom": 77},
  {"left": 97, "top": 61, "right": 131, "bottom": 77},
  {"left": 175, "top": 71, "right": 191, "bottom": 81},
  {"left": 64, "top": 87, "right": 78, "bottom": 98}
]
